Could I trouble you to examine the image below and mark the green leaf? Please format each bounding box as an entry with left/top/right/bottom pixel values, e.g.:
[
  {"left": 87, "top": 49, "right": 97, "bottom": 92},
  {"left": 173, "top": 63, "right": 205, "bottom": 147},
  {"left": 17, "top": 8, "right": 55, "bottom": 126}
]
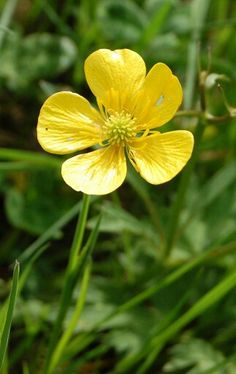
[
  {"left": 0, "top": 32, "right": 77, "bottom": 91},
  {"left": 97, "top": 0, "right": 146, "bottom": 44},
  {"left": 163, "top": 337, "right": 225, "bottom": 373},
  {"left": 4, "top": 170, "right": 76, "bottom": 235},
  {"left": 88, "top": 201, "right": 154, "bottom": 237}
]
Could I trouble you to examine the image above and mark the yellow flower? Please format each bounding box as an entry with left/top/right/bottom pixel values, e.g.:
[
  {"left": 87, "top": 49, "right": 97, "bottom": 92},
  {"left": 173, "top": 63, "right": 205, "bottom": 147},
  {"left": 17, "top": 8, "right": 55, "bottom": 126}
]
[{"left": 37, "top": 49, "right": 194, "bottom": 195}]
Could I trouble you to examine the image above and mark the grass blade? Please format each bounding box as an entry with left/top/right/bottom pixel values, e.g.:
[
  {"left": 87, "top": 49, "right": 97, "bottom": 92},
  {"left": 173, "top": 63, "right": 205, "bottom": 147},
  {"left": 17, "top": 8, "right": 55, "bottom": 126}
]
[
  {"left": 48, "top": 260, "right": 92, "bottom": 373},
  {"left": 0, "top": 0, "right": 18, "bottom": 50},
  {"left": 43, "top": 194, "right": 91, "bottom": 374},
  {"left": 0, "top": 261, "right": 20, "bottom": 371},
  {"left": 0, "top": 148, "right": 60, "bottom": 168},
  {"left": 118, "top": 265, "right": 236, "bottom": 372}
]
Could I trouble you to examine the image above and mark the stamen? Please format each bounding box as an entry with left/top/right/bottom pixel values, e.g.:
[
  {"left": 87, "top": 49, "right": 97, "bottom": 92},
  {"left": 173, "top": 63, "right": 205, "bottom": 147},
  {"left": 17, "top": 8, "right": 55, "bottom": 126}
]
[{"left": 103, "top": 110, "right": 137, "bottom": 145}]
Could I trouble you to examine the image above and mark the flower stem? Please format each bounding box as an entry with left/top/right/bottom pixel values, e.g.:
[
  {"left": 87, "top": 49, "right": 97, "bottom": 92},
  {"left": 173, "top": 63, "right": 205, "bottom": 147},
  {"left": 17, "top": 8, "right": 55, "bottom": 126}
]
[
  {"left": 67, "top": 194, "right": 91, "bottom": 271},
  {"left": 43, "top": 194, "right": 90, "bottom": 374},
  {"left": 47, "top": 260, "right": 92, "bottom": 374},
  {"left": 175, "top": 110, "right": 202, "bottom": 118}
]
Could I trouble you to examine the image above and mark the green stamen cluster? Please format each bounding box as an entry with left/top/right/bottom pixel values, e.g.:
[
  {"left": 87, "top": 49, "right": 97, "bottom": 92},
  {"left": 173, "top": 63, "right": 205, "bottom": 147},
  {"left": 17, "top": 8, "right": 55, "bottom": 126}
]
[{"left": 103, "top": 111, "right": 137, "bottom": 145}]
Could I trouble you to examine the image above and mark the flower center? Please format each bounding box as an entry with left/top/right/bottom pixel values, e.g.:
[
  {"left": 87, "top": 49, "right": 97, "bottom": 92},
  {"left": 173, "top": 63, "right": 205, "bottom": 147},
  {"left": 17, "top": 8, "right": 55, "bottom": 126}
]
[{"left": 103, "top": 111, "right": 137, "bottom": 146}]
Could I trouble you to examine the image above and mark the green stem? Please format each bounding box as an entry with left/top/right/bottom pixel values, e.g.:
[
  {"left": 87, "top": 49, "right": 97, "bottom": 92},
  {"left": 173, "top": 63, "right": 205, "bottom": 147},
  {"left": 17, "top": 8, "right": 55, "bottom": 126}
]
[
  {"left": 48, "top": 260, "right": 92, "bottom": 374},
  {"left": 175, "top": 110, "right": 201, "bottom": 118},
  {"left": 67, "top": 194, "right": 91, "bottom": 271},
  {"left": 175, "top": 110, "right": 234, "bottom": 124},
  {"left": 43, "top": 194, "right": 90, "bottom": 374}
]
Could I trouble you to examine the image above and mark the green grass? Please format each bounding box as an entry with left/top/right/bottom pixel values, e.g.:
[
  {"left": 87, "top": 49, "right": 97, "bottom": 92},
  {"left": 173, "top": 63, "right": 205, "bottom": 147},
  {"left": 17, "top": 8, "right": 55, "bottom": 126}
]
[
  {"left": 1, "top": 0, "right": 236, "bottom": 373},
  {"left": 0, "top": 261, "right": 19, "bottom": 371}
]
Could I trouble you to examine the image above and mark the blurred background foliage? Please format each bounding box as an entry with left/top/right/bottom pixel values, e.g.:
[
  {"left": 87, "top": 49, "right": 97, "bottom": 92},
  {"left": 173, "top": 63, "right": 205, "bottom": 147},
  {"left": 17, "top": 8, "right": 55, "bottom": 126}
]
[{"left": 1, "top": 0, "right": 236, "bottom": 373}]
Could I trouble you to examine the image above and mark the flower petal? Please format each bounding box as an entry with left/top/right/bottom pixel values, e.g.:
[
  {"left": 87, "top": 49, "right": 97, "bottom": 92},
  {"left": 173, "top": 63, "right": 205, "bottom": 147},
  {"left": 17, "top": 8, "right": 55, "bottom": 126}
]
[
  {"left": 61, "top": 146, "right": 127, "bottom": 195},
  {"left": 134, "top": 63, "right": 183, "bottom": 129},
  {"left": 84, "top": 49, "right": 146, "bottom": 111},
  {"left": 128, "top": 131, "right": 194, "bottom": 184},
  {"left": 37, "top": 91, "right": 103, "bottom": 154}
]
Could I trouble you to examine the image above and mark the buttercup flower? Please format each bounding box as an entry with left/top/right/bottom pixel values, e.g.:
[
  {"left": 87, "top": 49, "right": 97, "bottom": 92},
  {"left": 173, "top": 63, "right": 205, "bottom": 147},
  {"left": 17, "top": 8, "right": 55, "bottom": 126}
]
[{"left": 37, "top": 49, "right": 194, "bottom": 195}]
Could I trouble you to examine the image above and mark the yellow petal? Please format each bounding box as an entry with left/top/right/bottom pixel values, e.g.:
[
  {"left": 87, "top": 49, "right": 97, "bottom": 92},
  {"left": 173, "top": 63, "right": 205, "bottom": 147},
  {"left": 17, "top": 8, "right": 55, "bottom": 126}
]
[
  {"left": 37, "top": 91, "right": 103, "bottom": 154},
  {"left": 128, "top": 131, "right": 194, "bottom": 184},
  {"left": 134, "top": 63, "right": 183, "bottom": 129},
  {"left": 61, "top": 146, "right": 127, "bottom": 195},
  {"left": 84, "top": 49, "right": 146, "bottom": 111}
]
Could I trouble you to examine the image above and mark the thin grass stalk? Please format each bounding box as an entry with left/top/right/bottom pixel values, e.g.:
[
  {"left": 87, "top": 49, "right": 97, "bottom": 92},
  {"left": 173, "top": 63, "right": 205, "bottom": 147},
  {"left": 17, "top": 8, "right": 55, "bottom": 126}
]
[
  {"left": 121, "top": 285, "right": 195, "bottom": 374},
  {"left": 0, "top": 261, "right": 20, "bottom": 371},
  {"left": 43, "top": 194, "right": 90, "bottom": 374},
  {"left": 46, "top": 214, "right": 100, "bottom": 372},
  {"left": 117, "top": 266, "right": 236, "bottom": 373},
  {"left": 0, "top": 245, "right": 48, "bottom": 339},
  {"left": 146, "top": 267, "right": 236, "bottom": 371},
  {"left": 48, "top": 260, "right": 92, "bottom": 374},
  {"left": 61, "top": 345, "right": 110, "bottom": 374},
  {"left": 0, "top": 147, "right": 60, "bottom": 168},
  {"left": 63, "top": 242, "right": 236, "bottom": 363},
  {"left": 0, "top": 0, "right": 19, "bottom": 50},
  {"left": 184, "top": 0, "right": 211, "bottom": 109},
  {"left": 164, "top": 0, "right": 211, "bottom": 258}
]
